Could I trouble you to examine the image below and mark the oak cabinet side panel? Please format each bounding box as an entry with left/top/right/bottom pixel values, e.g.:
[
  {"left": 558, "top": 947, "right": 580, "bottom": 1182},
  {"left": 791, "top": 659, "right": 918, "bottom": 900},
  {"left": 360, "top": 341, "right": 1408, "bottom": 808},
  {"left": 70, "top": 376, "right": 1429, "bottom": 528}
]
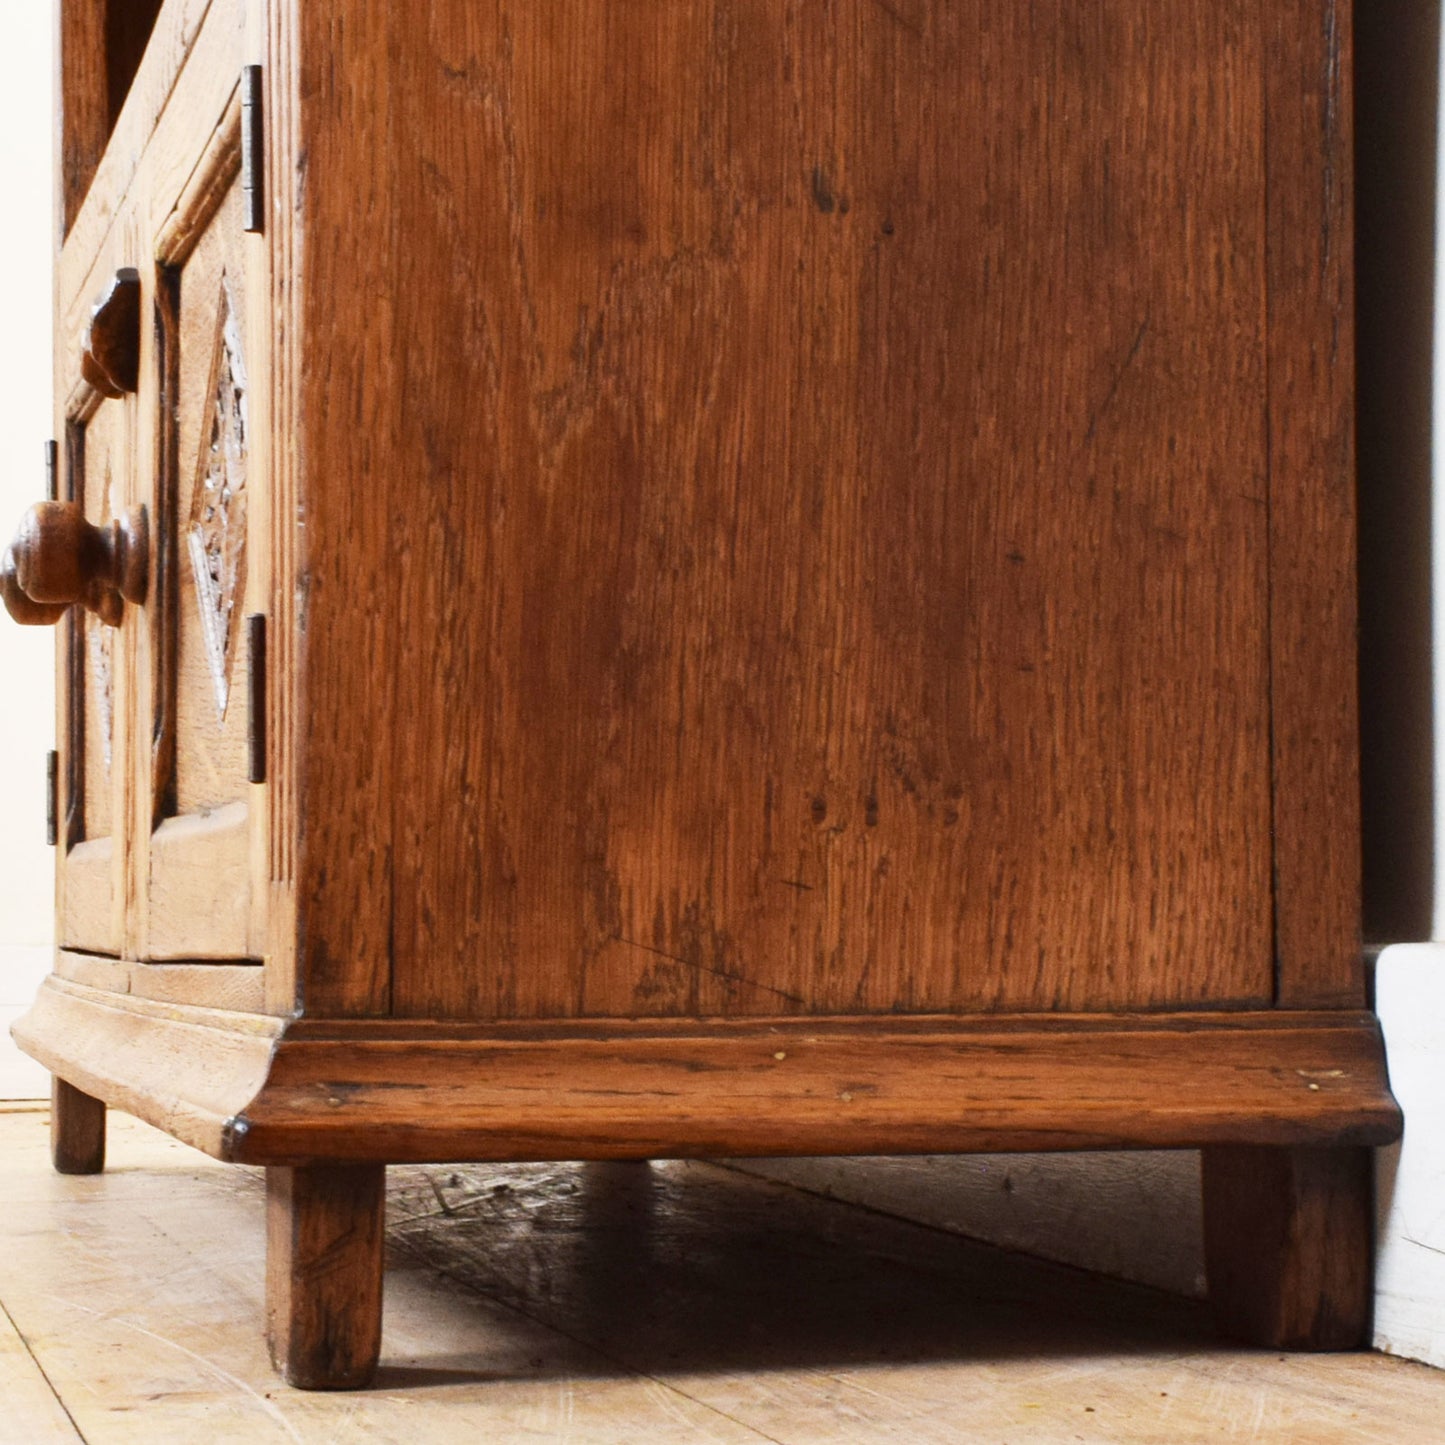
[{"left": 292, "top": 1, "right": 1278, "bottom": 1020}]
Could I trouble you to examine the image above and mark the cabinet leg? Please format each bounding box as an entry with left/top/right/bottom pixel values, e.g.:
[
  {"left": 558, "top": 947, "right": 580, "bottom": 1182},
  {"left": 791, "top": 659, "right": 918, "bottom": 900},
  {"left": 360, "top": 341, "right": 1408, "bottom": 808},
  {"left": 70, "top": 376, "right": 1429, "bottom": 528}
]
[
  {"left": 51, "top": 1076, "right": 106, "bottom": 1175},
  {"left": 266, "top": 1164, "right": 386, "bottom": 1390},
  {"left": 1202, "top": 1145, "right": 1373, "bottom": 1350}
]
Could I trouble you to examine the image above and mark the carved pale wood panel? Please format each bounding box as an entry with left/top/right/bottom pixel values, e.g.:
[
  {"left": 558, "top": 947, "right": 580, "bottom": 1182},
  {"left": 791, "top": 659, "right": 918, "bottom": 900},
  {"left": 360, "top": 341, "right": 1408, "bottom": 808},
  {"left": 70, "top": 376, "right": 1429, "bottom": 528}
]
[{"left": 173, "top": 182, "right": 250, "bottom": 817}]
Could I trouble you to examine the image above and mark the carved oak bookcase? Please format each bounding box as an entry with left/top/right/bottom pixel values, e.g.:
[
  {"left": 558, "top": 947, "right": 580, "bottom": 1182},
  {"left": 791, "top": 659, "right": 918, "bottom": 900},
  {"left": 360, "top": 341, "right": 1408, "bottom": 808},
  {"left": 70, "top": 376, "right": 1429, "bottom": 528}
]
[{"left": 5, "top": 0, "right": 1400, "bottom": 1389}]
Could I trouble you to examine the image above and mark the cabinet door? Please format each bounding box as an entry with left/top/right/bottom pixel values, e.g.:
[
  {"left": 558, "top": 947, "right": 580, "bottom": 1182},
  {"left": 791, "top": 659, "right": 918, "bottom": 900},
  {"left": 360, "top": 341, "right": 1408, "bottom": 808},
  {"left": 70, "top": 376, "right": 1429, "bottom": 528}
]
[
  {"left": 49, "top": 0, "right": 260, "bottom": 966},
  {"left": 144, "top": 123, "right": 262, "bottom": 961}
]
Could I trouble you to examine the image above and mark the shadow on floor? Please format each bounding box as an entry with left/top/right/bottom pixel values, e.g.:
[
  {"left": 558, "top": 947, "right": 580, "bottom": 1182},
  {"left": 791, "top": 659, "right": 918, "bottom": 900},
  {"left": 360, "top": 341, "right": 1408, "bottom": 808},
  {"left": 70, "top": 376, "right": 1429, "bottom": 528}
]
[{"left": 381, "top": 1157, "right": 1215, "bottom": 1386}]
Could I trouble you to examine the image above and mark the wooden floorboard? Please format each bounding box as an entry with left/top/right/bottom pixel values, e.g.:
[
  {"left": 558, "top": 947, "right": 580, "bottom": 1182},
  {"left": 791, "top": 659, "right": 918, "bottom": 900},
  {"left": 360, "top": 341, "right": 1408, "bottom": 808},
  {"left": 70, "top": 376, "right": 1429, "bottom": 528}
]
[
  {"left": 0, "top": 1111, "right": 1440, "bottom": 1442},
  {"left": 0, "top": 1296, "right": 84, "bottom": 1443}
]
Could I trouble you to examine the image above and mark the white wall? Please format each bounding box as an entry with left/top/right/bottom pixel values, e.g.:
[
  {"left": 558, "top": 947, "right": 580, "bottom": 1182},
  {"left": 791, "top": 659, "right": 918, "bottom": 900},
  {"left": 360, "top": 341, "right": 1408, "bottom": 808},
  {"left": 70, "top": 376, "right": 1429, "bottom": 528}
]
[{"left": 0, "top": 0, "right": 56, "bottom": 1099}]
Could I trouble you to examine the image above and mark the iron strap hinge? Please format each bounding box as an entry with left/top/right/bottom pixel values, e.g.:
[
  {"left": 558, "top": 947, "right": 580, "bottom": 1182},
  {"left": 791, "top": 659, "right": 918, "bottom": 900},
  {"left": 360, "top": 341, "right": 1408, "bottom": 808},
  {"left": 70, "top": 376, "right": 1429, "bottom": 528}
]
[
  {"left": 247, "top": 614, "right": 267, "bottom": 785},
  {"left": 241, "top": 65, "right": 264, "bottom": 234},
  {"left": 45, "top": 750, "right": 57, "bottom": 847}
]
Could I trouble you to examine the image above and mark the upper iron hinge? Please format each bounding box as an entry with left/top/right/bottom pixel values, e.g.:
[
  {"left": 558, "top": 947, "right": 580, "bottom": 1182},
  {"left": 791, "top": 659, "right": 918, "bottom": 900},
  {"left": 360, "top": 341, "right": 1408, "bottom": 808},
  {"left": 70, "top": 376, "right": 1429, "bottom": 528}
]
[{"left": 241, "top": 65, "right": 264, "bottom": 233}]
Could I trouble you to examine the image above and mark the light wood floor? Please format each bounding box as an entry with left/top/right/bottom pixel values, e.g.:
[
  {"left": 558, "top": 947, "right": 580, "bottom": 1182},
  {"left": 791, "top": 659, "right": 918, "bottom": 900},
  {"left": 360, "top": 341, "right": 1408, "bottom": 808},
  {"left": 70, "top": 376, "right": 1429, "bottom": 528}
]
[{"left": 1, "top": 1107, "right": 1441, "bottom": 1443}]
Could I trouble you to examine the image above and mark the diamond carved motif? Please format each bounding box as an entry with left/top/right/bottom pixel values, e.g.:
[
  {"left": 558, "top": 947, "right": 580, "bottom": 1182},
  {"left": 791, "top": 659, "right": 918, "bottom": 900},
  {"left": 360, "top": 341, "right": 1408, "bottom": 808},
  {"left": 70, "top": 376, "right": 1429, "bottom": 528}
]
[
  {"left": 188, "top": 277, "right": 249, "bottom": 721},
  {"left": 88, "top": 466, "right": 115, "bottom": 770}
]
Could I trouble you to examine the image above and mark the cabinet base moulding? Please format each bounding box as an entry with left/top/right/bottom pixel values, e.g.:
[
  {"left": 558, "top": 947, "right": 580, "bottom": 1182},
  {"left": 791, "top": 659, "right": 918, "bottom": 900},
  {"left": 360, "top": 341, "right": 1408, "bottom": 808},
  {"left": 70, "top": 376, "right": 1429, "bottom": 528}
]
[{"left": 10, "top": 975, "right": 1402, "bottom": 1167}]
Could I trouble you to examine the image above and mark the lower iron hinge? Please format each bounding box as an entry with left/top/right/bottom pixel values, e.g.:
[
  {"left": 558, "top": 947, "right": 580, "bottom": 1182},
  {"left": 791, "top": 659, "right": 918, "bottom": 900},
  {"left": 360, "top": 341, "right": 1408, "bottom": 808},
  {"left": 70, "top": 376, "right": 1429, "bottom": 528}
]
[
  {"left": 241, "top": 65, "right": 264, "bottom": 233},
  {"left": 247, "top": 614, "right": 267, "bottom": 784}
]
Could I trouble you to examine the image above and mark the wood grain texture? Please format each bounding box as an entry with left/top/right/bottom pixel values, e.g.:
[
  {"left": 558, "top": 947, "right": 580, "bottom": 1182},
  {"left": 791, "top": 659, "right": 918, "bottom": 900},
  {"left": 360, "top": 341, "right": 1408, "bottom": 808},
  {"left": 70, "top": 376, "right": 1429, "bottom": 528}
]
[
  {"left": 290, "top": 0, "right": 1276, "bottom": 1022},
  {"left": 1264, "top": 0, "right": 1363, "bottom": 1008},
  {"left": 1202, "top": 1145, "right": 1373, "bottom": 1350},
  {"left": 58, "top": 2, "right": 110, "bottom": 235},
  {"left": 266, "top": 1164, "right": 385, "bottom": 1390},
  {"left": 49, "top": 1075, "right": 105, "bottom": 1175},
  {"left": 286, "top": 0, "right": 395, "bottom": 1015}
]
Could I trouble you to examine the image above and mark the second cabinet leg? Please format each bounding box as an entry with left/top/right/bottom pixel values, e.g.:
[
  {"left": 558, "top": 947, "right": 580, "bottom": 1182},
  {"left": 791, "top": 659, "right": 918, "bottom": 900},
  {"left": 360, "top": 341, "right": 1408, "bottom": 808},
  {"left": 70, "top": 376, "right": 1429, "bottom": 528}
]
[
  {"left": 266, "top": 1163, "right": 386, "bottom": 1390},
  {"left": 1202, "top": 1145, "right": 1373, "bottom": 1350},
  {"left": 51, "top": 1076, "right": 106, "bottom": 1175}
]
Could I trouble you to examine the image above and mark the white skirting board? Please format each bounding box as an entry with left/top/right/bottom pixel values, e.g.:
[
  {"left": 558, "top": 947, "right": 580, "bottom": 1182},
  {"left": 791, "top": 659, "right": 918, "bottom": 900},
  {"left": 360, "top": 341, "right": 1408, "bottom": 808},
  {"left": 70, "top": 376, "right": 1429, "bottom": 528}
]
[{"left": 1374, "top": 943, "right": 1445, "bottom": 1369}]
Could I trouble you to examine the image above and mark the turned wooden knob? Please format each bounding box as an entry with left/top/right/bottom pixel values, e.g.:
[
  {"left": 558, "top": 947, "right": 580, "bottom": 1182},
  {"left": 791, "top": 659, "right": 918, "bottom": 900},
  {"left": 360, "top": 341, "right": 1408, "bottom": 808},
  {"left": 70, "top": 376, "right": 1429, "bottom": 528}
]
[
  {"left": 0, "top": 545, "right": 69, "bottom": 625},
  {"left": 3, "top": 501, "right": 148, "bottom": 627}
]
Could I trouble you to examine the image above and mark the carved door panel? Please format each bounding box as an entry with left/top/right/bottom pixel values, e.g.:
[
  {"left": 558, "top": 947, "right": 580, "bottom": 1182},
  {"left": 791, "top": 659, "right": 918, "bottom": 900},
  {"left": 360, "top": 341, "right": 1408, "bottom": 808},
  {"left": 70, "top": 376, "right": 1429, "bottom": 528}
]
[
  {"left": 141, "top": 118, "right": 263, "bottom": 961},
  {"left": 57, "top": 389, "right": 135, "bottom": 957}
]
